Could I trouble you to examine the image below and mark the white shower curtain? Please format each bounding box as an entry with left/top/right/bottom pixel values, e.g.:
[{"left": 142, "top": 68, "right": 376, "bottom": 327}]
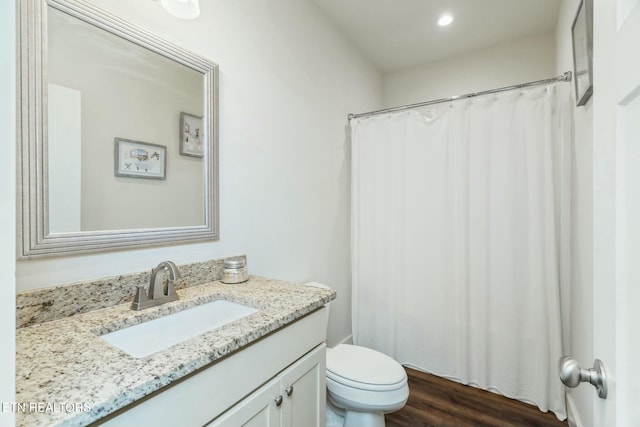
[{"left": 351, "top": 84, "right": 570, "bottom": 420}]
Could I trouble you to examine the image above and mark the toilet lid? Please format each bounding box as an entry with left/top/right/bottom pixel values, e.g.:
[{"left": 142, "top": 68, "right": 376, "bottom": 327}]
[{"left": 326, "top": 344, "right": 406, "bottom": 389}]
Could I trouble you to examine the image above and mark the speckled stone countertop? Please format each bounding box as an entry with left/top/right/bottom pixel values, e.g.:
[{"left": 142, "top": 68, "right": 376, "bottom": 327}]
[{"left": 16, "top": 276, "right": 336, "bottom": 427}]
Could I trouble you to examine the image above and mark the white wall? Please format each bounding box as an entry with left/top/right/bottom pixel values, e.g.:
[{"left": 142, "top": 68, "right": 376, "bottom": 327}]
[
  {"left": 383, "top": 32, "right": 556, "bottom": 108},
  {"left": 0, "top": 0, "right": 16, "bottom": 424},
  {"left": 15, "top": 0, "right": 382, "bottom": 347},
  {"left": 555, "top": 1, "right": 594, "bottom": 426}
]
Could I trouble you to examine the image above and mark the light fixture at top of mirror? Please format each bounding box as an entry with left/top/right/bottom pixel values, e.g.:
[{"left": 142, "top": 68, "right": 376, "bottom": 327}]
[{"left": 159, "top": 0, "right": 200, "bottom": 20}]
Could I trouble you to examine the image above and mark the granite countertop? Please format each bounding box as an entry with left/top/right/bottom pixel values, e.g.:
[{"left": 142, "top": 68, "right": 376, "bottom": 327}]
[{"left": 15, "top": 276, "right": 336, "bottom": 427}]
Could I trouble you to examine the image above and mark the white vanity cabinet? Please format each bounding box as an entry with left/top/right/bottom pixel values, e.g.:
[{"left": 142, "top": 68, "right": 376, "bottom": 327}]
[
  {"left": 98, "top": 307, "right": 327, "bottom": 427},
  {"left": 208, "top": 343, "right": 326, "bottom": 427}
]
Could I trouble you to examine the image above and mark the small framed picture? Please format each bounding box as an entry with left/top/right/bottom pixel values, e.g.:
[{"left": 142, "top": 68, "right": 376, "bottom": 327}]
[
  {"left": 571, "top": 0, "right": 593, "bottom": 106},
  {"left": 180, "top": 112, "right": 204, "bottom": 158},
  {"left": 114, "top": 138, "right": 166, "bottom": 180}
]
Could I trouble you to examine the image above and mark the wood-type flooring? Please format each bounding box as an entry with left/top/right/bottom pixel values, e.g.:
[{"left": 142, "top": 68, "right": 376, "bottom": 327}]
[{"left": 385, "top": 367, "right": 569, "bottom": 427}]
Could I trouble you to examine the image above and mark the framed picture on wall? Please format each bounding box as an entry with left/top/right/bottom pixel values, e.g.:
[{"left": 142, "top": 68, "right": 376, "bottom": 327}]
[
  {"left": 114, "top": 138, "right": 166, "bottom": 179},
  {"left": 180, "top": 112, "right": 204, "bottom": 158},
  {"left": 571, "top": 0, "right": 593, "bottom": 106}
]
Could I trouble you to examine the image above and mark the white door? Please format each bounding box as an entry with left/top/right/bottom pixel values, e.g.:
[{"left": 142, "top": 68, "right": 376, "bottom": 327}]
[{"left": 592, "top": 0, "right": 640, "bottom": 425}]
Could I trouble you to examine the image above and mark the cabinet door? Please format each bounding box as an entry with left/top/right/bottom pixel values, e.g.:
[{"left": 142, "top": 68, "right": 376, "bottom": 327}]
[
  {"left": 280, "top": 344, "right": 326, "bottom": 427},
  {"left": 207, "top": 379, "right": 281, "bottom": 427}
]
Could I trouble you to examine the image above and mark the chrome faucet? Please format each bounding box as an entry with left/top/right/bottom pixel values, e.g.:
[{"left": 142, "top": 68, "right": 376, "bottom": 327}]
[{"left": 131, "top": 261, "right": 181, "bottom": 310}]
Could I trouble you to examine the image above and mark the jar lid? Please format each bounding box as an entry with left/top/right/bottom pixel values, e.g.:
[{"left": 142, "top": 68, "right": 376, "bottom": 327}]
[{"left": 224, "top": 258, "right": 246, "bottom": 268}]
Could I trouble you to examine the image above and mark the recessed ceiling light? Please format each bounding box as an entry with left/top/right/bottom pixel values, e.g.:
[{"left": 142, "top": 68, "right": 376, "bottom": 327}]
[{"left": 438, "top": 14, "right": 454, "bottom": 26}]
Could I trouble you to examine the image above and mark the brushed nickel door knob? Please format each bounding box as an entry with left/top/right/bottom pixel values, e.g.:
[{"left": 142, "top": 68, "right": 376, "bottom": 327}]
[{"left": 559, "top": 356, "right": 607, "bottom": 399}]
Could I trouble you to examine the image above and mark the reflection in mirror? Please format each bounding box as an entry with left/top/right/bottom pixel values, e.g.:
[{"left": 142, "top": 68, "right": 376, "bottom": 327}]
[
  {"left": 47, "top": 8, "right": 204, "bottom": 232},
  {"left": 18, "top": 0, "right": 219, "bottom": 257}
]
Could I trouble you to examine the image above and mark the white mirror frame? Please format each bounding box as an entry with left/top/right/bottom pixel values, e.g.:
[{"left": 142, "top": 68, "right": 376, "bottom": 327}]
[{"left": 17, "top": 0, "right": 219, "bottom": 258}]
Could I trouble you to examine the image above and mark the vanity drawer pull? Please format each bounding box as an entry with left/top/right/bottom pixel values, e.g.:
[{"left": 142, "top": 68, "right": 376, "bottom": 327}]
[{"left": 285, "top": 386, "right": 294, "bottom": 396}]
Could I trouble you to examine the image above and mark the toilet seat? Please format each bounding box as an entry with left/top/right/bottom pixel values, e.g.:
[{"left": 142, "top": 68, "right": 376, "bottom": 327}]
[
  {"left": 326, "top": 344, "right": 408, "bottom": 392},
  {"left": 327, "top": 370, "right": 407, "bottom": 392}
]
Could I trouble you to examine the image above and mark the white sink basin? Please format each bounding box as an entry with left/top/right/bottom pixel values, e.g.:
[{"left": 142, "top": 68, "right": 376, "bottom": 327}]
[{"left": 100, "top": 300, "right": 259, "bottom": 358}]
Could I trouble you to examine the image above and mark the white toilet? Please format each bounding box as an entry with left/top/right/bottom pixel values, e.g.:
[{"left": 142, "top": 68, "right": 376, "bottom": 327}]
[{"left": 305, "top": 282, "right": 409, "bottom": 427}]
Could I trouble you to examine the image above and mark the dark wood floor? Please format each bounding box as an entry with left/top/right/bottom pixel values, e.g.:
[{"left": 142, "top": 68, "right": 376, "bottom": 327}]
[{"left": 385, "top": 367, "right": 568, "bottom": 427}]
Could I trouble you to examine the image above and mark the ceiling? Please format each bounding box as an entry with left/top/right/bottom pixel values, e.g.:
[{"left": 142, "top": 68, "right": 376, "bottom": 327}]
[{"left": 312, "top": 0, "right": 562, "bottom": 73}]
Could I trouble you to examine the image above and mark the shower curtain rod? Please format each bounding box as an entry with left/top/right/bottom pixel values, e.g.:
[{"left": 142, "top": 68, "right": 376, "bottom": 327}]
[{"left": 347, "top": 71, "right": 572, "bottom": 121}]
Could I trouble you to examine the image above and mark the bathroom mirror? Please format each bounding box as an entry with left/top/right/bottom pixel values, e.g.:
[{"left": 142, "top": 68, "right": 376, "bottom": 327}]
[{"left": 18, "top": 0, "right": 219, "bottom": 258}]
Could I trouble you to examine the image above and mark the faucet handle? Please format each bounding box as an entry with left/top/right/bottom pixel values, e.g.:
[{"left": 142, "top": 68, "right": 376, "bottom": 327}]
[{"left": 131, "top": 284, "right": 149, "bottom": 310}]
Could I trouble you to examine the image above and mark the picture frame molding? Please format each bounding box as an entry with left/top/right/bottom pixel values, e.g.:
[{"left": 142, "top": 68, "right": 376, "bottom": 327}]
[
  {"left": 114, "top": 137, "right": 167, "bottom": 180},
  {"left": 17, "top": 0, "right": 220, "bottom": 259},
  {"left": 571, "top": 0, "right": 594, "bottom": 106},
  {"left": 180, "top": 112, "right": 204, "bottom": 158}
]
